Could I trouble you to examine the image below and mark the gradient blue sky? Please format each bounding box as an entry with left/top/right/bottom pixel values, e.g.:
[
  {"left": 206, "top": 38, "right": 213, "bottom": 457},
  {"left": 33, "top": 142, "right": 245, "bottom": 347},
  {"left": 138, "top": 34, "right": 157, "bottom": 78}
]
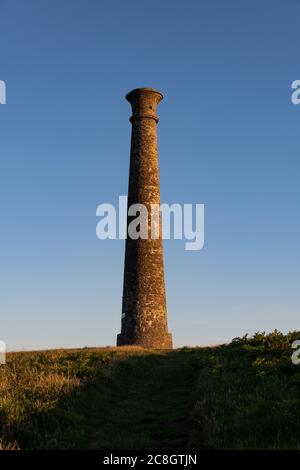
[{"left": 1, "top": 0, "right": 299, "bottom": 350}]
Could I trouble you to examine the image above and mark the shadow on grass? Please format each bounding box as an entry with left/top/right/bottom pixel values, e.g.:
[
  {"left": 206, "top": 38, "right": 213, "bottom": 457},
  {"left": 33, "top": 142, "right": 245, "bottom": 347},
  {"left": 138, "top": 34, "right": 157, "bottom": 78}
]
[{"left": 8, "top": 349, "right": 199, "bottom": 450}]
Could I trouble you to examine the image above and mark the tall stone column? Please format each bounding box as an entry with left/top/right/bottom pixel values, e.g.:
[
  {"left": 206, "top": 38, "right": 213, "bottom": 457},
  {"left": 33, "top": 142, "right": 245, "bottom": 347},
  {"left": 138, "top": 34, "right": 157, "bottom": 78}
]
[{"left": 117, "top": 88, "right": 173, "bottom": 349}]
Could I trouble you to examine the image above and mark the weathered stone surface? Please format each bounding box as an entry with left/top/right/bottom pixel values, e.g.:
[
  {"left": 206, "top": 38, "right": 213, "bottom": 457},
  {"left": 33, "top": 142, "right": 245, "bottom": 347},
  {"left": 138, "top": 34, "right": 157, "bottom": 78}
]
[{"left": 117, "top": 88, "right": 173, "bottom": 349}]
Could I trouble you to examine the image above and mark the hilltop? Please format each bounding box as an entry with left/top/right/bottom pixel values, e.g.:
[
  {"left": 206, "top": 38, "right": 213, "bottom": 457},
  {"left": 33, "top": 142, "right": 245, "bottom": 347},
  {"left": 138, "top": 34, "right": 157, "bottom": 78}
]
[{"left": 1, "top": 331, "right": 300, "bottom": 450}]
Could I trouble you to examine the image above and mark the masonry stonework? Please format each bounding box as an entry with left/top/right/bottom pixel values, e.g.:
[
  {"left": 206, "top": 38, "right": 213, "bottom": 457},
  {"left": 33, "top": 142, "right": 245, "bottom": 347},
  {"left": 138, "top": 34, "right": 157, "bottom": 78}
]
[{"left": 117, "top": 88, "right": 173, "bottom": 349}]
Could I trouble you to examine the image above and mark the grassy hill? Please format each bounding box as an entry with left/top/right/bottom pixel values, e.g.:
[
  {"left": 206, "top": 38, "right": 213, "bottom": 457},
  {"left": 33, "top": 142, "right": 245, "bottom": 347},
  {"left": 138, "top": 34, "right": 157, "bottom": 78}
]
[{"left": 1, "top": 330, "right": 300, "bottom": 450}]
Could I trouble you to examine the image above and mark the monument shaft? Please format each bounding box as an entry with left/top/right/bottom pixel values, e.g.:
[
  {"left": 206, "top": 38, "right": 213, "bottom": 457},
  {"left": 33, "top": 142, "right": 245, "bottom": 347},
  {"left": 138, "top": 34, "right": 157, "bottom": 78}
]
[{"left": 117, "top": 88, "right": 172, "bottom": 348}]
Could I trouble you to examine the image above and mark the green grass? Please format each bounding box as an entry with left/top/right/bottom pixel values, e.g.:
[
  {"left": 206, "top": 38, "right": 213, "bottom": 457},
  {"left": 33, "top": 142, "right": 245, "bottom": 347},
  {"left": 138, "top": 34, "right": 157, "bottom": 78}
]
[
  {"left": 1, "top": 331, "right": 300, "bottom": 449},
  {"left": 191, "top": 330, "right": 300, "bottom": 449}
]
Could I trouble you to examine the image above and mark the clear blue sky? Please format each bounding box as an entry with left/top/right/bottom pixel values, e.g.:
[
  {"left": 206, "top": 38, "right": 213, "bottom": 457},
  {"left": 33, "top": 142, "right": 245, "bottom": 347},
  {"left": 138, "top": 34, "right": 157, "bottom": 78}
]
[{"left": 1, "top": 0, "right": 299, "bottom": 350}]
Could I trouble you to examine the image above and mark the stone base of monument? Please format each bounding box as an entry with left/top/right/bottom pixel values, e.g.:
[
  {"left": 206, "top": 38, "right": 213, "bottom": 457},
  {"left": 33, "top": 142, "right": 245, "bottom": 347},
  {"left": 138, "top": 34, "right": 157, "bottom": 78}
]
[{"left": 117, "top": 332, "right": 173, "bottom": 349}]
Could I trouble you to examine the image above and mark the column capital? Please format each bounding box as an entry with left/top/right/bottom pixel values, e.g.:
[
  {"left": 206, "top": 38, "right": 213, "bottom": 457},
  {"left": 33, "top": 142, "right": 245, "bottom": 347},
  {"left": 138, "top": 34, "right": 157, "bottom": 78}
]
[{"left": 126, "top": 88, "right": 163, "bottom": 123}]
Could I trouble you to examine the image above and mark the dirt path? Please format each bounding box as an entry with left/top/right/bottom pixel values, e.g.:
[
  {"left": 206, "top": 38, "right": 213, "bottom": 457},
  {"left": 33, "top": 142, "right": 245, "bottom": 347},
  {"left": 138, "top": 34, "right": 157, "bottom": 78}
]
[{"left": 89, "top": 351, "right": 198, "bottom": 449}]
